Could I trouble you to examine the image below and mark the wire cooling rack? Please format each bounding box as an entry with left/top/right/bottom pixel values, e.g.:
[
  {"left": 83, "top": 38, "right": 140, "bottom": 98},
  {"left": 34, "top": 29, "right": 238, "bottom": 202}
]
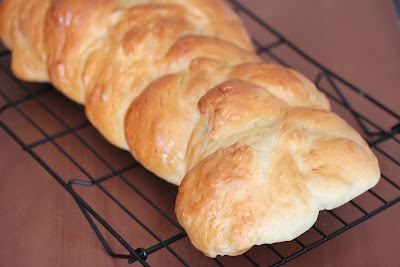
[{"left": 0, "top": 1, "right": 399, "bottom": 266}]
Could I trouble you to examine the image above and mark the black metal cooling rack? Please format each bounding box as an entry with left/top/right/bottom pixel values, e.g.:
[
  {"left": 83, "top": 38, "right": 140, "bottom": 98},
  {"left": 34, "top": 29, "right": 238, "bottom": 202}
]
[{"left": 0, "top": 1, "right": 399, "bottom": 266}]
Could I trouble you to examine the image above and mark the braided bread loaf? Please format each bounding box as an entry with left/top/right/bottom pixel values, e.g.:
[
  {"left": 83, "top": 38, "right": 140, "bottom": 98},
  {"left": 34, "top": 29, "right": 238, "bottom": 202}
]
[{"left": 0, "top": 0, "right": 380, "bottom": 257}]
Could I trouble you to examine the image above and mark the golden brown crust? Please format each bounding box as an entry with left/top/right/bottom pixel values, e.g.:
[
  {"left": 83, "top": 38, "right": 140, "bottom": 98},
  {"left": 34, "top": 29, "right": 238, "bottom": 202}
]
[
  {"left": 177, "top": 143, "right": 262, "bottom": 256},
  {"left": 125, "top": 73, "right": 189, "bottom": 185},
  {"left": 84, "top": 4, "right": 198, "bottom": 149},
  {"left": 176, "top": 107, "right": 380, "bottom": 257},
  {"left": 0, "top": 0, "right": 50, "bottom": 81},
  {"left": 198, "top": 79, "right": 286, "bottom": 140},
  {"left": 227, "top": 63, "right": 331, "bottom": 110},
  {"left": 0, "top": 0, "right": 380, "bottom": 258},
  {"left": 45, "top": 0, "right": 120, "bottom": 103}
]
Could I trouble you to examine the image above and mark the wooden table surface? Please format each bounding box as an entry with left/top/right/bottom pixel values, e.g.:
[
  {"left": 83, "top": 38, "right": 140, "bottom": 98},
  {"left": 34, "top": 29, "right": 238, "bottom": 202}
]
[{"left": 1, "top": 1, "right": 399, "bottom": 266}]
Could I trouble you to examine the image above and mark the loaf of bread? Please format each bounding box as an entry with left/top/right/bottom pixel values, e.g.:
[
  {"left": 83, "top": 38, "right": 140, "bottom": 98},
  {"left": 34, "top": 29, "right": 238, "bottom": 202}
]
[{"left": 0, "top": 0, "right": 380, "bottom": 257}]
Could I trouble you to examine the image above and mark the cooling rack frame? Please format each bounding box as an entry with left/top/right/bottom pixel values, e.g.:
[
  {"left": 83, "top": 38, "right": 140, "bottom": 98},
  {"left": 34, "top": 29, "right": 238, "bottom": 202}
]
[{"left": 0, "top": 1, "right": 399, "bottom": 266}]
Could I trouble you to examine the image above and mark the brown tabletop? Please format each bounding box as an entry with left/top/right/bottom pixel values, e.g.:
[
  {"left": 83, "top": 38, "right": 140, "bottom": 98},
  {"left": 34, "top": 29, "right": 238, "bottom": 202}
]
[{"left": 1, "top": 1, "right": 399, "bottom": 266}]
